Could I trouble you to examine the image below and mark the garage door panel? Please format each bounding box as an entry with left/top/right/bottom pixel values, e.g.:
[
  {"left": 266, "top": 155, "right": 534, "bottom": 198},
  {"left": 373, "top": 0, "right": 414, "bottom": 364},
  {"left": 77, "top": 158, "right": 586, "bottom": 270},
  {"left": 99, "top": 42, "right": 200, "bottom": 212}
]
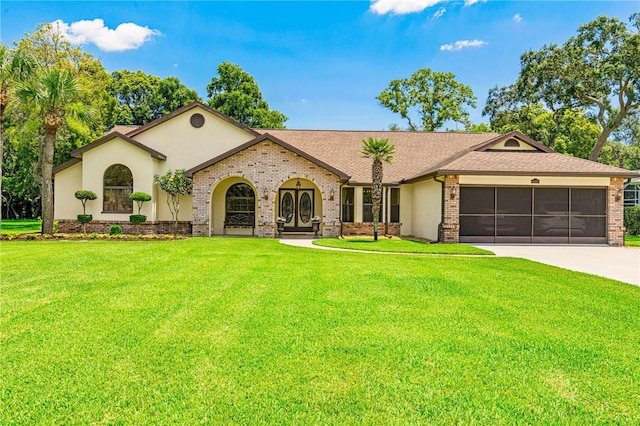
[
  {"left": 460, "top": 215, "right": 495, "bottom": 236},
  {"left": 496, "top": 215, "right": 532, "bottom": 236},
  {"left": 497, "top": 188, "right": 531, "bottom": 214},
  {"left": 459, "top": 186, "right": 607, "bottom": 244}
]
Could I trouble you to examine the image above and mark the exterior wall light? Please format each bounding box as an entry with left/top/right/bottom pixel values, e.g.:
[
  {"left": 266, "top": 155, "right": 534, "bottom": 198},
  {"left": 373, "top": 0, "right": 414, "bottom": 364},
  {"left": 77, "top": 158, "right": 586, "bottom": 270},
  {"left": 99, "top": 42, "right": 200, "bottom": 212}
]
[
  {"left": 615, "top": 188, "right": 622, "bottom": 201},
  {"left": 450, "top": 185, "right": 457, "bottom": 199},
  {"left": 329, "top": 189, "right": 335, "bottom": 201},
  {"left": 296, "top": 179, "right": 301, "bottom": 190},
  {"left": 263, "top": 188, "right": 269, "bottom": 200}
]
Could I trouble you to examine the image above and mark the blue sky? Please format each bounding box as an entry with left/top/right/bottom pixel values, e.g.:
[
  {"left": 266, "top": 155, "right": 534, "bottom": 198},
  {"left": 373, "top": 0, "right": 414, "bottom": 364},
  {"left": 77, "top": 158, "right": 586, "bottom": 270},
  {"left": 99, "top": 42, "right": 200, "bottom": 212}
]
[{"left": 2, "top": 1, "right": 638, "bottom": 130}]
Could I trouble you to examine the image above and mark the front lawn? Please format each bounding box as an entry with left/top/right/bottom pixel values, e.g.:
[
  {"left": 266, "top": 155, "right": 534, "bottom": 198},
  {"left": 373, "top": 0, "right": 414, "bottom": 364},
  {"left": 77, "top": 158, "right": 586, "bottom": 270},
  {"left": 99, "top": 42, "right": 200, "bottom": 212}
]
[
  {"left": 625, "top": 235, "right": 640, "bottom": 247},
  {"left": 1, "top": 219, "right": 41, "bottom": 234},
  {"left": 2, "top": 238, "right": 639, "bottom": 424},
  {"left": 313, "top": 237, "right": 493, "bottom": 255}
]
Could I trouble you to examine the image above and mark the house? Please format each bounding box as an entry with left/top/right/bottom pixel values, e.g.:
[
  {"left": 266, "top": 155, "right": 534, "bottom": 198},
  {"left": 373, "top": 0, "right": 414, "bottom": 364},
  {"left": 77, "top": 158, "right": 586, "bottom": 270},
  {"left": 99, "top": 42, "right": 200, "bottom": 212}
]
[
  {"left": 624, "top": 173, "right": 640, "bottom": 207},
  {"left": 53, "top": 102, "right": 637, "bottom": 245}
]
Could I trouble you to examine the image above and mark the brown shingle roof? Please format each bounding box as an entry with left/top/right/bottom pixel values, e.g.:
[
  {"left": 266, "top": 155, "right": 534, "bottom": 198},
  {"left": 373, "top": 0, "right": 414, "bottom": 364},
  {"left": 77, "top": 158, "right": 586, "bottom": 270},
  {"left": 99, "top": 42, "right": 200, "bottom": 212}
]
[
  {"left": 423, "top": 151, "right": 636, "bottom": 178},
  {"left": 106, "top": 125, "right": 139, "bottom": 136},
  {"left": 261, "top": 129, "right": 499, "bottom": 184}
]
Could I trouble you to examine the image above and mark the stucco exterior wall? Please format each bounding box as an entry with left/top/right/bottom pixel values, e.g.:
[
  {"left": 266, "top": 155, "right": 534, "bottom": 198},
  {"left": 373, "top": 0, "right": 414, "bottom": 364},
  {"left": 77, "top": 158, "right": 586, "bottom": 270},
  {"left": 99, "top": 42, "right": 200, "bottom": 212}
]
[
  {"left": 81, "top": 138, "right": 156, "bottom": 222},
  {"left": 134, "top": 109, "right": 255, "bottom": 172},
  {"left": 192, "top": 139, "right": 343, "bottom": 237},
  {"left": 54, "top": 162, "right": 83, "bottom": 220},
  {"left": 409, "top": 178, "right": 442, "bottom": 241},
  {"left": 459, "top": 175, "right": 610, "bottom": 187}
]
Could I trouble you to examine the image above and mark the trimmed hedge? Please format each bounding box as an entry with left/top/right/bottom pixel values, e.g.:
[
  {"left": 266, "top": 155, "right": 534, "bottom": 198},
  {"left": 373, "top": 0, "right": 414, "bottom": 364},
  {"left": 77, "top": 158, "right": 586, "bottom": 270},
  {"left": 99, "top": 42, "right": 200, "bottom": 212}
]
[
  {"left": 624, "top": 206, "right": 640, "bottom": 236},
  {"left": 129, "top": 214, "right": 147, "bottom": 224},
  {"left": 109, "top": 225, "right": 123, "bottom": 235}
]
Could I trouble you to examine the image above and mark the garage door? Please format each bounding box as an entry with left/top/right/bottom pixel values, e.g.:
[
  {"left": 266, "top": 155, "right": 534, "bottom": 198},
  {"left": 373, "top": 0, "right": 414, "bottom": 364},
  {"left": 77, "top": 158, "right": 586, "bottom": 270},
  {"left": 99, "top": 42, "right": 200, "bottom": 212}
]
[{"left": 459, "top": 187, "right": 607, "bottom": 244}]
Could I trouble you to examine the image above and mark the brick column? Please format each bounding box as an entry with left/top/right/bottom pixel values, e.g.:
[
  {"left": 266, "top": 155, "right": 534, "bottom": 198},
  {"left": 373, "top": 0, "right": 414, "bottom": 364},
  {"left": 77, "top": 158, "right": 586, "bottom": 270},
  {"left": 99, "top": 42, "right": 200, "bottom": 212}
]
[
  {"left": 442, "top": 175, "right": 460, "bottom": 243},
  {"left": 608, "top": 177, "right": 625, "bottom": 246}
]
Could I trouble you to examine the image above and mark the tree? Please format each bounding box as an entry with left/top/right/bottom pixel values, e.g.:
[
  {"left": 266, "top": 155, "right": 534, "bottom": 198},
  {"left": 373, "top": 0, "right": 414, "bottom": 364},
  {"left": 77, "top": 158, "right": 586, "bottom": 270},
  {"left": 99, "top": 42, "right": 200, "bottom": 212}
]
[
  {"left": 0, "top": 44, "right": 36, "bottom": 228},
  {"left": 16, "top": 69, "right": 91, "bottom": 234},
  {"left": 377, "top": 68, "right": 476, "bottom": 131},
  {"left": 361, "top": 138, "right": 395, "bottom": 241},
  {"left": 206, "top": 62, "right": 287, "bottom": 128},
  {"left": 74, "top": 189, "right": 96, "bottom": 233},
  {"left": 108, "top": 70, "right": 200, "bottom": 125},
  {"left": 4, "top": 22, "right": 111, "bottom": 222},
  {"left": 154, "top": 169, "right": 192, "bottom": 236},
  {"left": 515, "top": 14, "right": 640, "bottom": 160}
]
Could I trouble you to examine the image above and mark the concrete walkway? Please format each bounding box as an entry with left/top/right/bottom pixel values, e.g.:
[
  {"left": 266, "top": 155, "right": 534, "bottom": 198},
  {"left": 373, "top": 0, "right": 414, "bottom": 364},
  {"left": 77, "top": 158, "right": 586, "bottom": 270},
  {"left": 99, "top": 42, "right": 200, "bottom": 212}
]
[{"left": 279, "top": 239, "right": 640, "bottom": 286}]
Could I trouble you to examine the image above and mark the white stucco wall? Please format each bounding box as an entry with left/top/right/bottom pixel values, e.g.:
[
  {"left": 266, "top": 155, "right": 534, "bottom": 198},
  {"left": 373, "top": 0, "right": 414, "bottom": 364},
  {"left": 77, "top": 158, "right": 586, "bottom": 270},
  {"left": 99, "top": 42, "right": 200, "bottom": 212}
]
[
  {"left": 409, "top": 179, "right": 442, "bottom": 241},
  {"left": 81, "top": 138, "right": 156, "bottom": 222},
  {"left": 54, "top": 162, "right": 83, "bottom": 220},
  {"left": 134, "top": 108, "right": 255, "bottom": 172}
]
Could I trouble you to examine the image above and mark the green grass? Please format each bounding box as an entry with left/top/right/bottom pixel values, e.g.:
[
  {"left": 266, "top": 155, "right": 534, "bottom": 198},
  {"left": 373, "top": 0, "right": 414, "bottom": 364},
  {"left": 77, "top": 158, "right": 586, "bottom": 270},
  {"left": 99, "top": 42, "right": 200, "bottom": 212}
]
[
  {"left": 314, "top": 237, "right": 494, "bottom": 255},
  {"left": 1, "top": 219, "right": 41, "bottom": 234},
  {"left": 2, "top": 238, "right": 639, "bottom": 424},
  {"left": 625, "top": 235, "right": 640, "bottom": 247}
]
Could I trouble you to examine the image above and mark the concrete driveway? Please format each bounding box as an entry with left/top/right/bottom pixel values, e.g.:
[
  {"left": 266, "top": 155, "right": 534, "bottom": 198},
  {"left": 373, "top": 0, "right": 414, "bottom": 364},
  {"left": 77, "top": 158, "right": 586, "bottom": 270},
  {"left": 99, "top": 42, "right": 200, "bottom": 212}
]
[{"left": 473, "top": 245, "right": 640, "bottom": 286}]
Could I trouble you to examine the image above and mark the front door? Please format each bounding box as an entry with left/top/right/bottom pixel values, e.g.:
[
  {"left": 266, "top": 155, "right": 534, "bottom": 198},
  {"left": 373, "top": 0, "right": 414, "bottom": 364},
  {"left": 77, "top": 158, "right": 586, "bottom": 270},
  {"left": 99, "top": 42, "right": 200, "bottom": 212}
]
[{"left": 280, "top": 188, "right": 314, "bottom": 231}]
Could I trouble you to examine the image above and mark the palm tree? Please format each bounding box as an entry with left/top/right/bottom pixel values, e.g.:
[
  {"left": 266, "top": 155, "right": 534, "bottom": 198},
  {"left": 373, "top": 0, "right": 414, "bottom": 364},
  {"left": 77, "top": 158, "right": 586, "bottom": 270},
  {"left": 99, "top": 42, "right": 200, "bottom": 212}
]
[
  {"left": 361, "top": 137, "right": 395, "bottom": 241},
  {"left": 17, "top": 69, "right": 84, "bottom": 234},
  {"left": 0, "top": 44, "right": 36, "bottom": 229}
]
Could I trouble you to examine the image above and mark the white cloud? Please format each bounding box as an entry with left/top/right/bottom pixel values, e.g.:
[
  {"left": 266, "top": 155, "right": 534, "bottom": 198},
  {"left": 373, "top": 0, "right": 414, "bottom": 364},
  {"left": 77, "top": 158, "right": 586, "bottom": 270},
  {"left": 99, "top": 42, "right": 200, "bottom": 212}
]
[
  {"left": 464, "top": 0, "right": 487, "bottom": 6},
  {"left": 433, "top": 7, "right": 446, "bottom": 19},
  {"left": 513, "top": 13, "right": 523, "bottom": 23},
  {"left": 52, "top": 19, "right": 161, "bottom": 52},
  {"left": 370, "top": 0, "right": 446, "bottom": 15},
  {"left": 440, "top": 39, "right": 488, "bottom": 51}
]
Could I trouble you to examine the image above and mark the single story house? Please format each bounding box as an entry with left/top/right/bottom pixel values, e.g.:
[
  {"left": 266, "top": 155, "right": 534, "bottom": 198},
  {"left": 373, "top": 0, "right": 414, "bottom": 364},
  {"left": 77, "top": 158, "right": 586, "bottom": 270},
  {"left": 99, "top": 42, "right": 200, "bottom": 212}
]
[{"left": 53, "top": 101, "right": 637, "bottom": 245}]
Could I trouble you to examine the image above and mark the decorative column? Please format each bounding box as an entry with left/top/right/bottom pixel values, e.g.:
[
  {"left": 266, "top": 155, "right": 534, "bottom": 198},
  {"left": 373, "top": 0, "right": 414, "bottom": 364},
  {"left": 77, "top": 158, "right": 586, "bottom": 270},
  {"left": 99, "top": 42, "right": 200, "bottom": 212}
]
[
  {"left": 442, "top": 175, "right": 460, "bottom": 243},
  {"left": 608, "top": 177, "right": 625, "bottom": 246}
]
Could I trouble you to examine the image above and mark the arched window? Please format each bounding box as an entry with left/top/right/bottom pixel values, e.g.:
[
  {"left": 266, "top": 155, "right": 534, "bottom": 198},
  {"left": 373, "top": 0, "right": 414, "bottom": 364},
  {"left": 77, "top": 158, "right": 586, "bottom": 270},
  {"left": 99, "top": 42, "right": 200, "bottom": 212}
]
[
  {"left": 103, "top": 164, "right": 133, "bottom": 213},
  {"left": 225, "top": 183, "right": 255, "bottom": 226}
]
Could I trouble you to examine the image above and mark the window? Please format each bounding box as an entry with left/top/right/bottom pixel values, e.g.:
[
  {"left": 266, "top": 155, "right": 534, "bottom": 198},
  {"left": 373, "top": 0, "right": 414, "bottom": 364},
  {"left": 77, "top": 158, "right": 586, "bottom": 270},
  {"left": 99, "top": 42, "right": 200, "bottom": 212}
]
[
  {"left": 624, "top": 184, "right": 640, "bottom": 207},
  {"left": 342, "top": 187, "right": 354, "bottom": 222},
  {"left": 390, "top": 188, "right": 400, "bottom": 223},
  {"left": 362, "top": 187, "right": 382, "bottom": 222},
  {"left": 103, "top": 164, "right": 133, "bottom": 213},
  {"left": 225, "top": 183, "right": 255, "bottom": 226}
]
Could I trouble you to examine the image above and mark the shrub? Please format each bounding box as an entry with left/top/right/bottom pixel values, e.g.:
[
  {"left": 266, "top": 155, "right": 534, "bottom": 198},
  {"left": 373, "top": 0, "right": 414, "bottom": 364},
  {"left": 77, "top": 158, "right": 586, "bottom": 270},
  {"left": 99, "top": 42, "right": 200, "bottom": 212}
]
[
  {"left": 129, "top": 214, "right": 147, "bottom": 224},
  {"left": 130, "top": 192, "right": 152, "bottom": 214},
  {"left": 74, "top": 190, "right": 97, "bottom": 215},
  {"left": 77, "top": 214, "right": 93, "bottom": 224},
  {"left": 624, "top": 206, "right": 640, "bottom": 235},
  {"left": 109, "top": 225, "right": 123, "bottom": 235}
]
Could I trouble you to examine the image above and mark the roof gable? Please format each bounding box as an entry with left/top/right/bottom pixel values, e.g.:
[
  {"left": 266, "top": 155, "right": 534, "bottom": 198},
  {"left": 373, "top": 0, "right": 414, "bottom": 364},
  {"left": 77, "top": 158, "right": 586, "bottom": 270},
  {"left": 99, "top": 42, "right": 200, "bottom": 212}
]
[
  {"left": 71, "top": 132, "right": 167, "bottom": 160},
  {"left": 125, "top": 101, "right": 260, "bottom": 139},
  {"left": 185, "top": 133, "right": 350, "bottom": 180},
  {"left": 473, "top": 131, "right": 554, "bottom": 153}
]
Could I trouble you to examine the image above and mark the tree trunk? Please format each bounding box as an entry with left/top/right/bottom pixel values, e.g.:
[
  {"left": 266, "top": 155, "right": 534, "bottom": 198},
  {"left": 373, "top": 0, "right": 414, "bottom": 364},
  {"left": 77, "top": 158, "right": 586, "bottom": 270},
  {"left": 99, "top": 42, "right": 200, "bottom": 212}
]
[
  {"left": 0, "top": 100, "right": 5, "bottom": 230},
  {"left": 588, "top": 127, "right": 614, "bottom": 161},
  {"left": 372, "top": 159, "right": 383, "bottom": 241},
  {"left": 41, "top": 129, "right": 56, "bottom": 234}
]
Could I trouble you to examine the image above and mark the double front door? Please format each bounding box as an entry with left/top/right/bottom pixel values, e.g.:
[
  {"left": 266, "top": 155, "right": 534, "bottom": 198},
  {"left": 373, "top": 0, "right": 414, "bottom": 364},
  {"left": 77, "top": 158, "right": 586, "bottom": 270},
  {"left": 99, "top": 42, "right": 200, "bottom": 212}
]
[{"left": 279, "top": 188, "right": 314, "bottom": 231}]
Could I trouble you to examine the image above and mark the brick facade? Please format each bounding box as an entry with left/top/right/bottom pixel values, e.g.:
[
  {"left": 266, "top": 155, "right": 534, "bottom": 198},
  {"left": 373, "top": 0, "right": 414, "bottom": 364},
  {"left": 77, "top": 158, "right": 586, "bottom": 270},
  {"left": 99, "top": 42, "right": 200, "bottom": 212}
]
[
  {"left": 57, "top": 219, "right": 192, "bottom": 235},
  {"left": 191, "top": 139, "right": 343, "bottom": 238},
  {"left": 341, "top": 222, "right": 401, "bottom": 236},
  {"left": 442, "top": 175, "right": 460, "bottom": 243},
  {"left": 608, "top": 177, "right": 625, "bottom": 246}
]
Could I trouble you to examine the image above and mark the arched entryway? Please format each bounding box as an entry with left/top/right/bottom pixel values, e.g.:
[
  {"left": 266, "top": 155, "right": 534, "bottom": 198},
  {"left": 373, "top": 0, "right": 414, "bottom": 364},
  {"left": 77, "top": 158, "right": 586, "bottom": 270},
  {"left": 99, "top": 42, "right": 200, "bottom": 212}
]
[
  {"left": 277, "top": 178, "right": 323, "bottom": 233},
  {"left": 210, "top": 178, "right": 257, "bottom": 236}
]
